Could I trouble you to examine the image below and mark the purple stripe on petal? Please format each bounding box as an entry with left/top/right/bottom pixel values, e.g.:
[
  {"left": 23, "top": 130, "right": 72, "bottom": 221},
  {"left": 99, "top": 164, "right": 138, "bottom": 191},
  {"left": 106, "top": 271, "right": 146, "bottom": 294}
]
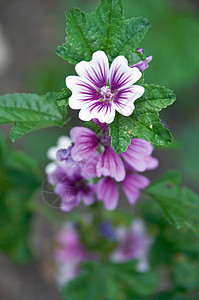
[
  {"left": 79, "top": 100, "right": 116, "bottom": 124},
  {"left": 75, "top": 51, "right": 109, "bottom": 89},
  {"left": 70, "top": 127, "right": 99, "bottom": 161},
  {"left": 109, "top": 56, "right": 142, "bottom": 92},
  {"left": 96, "top": 147, "right": 125, "bottom": 182}
]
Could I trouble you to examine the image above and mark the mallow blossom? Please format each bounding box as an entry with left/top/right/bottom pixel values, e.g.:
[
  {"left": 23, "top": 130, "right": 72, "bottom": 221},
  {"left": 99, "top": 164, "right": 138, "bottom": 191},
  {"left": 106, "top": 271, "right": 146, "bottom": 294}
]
[
  {"left": 46, "top": 137, "right": 96, "bottom": 211},
  {"left": 66, "top": 50, "right": 144, "bottom": 124},
  {"left": 47, "top": 162, "right": 95, "bottom": 212}
]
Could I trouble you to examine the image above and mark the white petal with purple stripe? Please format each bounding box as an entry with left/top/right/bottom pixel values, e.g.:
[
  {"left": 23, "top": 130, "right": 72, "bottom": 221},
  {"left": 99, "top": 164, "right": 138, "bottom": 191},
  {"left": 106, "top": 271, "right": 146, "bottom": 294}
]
[{"left": 66, "top": 51, "right": 144, "bottom": 123}]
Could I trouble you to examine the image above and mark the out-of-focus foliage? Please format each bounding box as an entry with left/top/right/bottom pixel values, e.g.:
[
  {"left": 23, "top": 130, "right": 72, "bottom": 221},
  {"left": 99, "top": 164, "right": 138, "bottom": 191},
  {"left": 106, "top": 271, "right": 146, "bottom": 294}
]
[
  {"left": 0, "top": 135, "right": 41, "bottom": 263},
  {"left": 176, "top": 122, "right": 199, "bottom": 186},
  {"left": 141, "top": 200, "right": 199, "bottom": 299},
  {"left": 146, "top": 170, "right": 199, "bottom": 231},
  {"left": 122, "top": 0, "right": 199, "bottom": 88},
  {"left": 62, "top": 260, "right": 157, "bottom": 300}
]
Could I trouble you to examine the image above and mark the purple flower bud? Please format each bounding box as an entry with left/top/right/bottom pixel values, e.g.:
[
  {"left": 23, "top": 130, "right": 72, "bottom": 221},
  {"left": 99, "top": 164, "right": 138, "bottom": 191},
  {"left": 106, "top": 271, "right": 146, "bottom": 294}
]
[
  {"left": 131, "top": 56, "right": 153, "bottom": 72},
  {"left": 56, "top": 145, "right": 72, "bottom": 161},
  {"left": 136, "top": 48, "right": 145, "bottom": 55}
]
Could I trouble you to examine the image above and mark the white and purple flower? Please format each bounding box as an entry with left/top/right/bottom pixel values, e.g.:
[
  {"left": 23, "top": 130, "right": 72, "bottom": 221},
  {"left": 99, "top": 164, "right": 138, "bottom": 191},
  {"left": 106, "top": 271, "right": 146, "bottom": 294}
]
[{"left": 66, "top": 51, "right": 144, "bottom": 124}]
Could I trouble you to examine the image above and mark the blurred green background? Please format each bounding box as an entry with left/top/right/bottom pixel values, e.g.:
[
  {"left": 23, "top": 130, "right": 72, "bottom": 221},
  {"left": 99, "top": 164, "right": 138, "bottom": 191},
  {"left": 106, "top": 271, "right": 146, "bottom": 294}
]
[{"left": 0, "top": 0, "right": 199, "bottom": 299}]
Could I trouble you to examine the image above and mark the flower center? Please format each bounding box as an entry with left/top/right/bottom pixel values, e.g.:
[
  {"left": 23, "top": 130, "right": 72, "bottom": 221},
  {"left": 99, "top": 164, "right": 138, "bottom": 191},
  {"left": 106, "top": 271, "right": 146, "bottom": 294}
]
[{"left": 101, "top": 86, "right": 113, "bottom": 101}]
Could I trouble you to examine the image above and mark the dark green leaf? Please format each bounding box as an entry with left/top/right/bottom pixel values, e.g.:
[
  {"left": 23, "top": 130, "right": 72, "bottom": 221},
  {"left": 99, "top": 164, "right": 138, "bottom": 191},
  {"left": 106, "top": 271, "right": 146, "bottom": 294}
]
[
  {"left": 146, "top": 170, "right": 199, "bottom": 232},
  {"left": 57, "top": 0, "right": 150, "bottom": 65},
  {"left": 110, "top": 84, "right": 176, "bottom": 153},
  {"left": 0, "top": 92, "right": 67, "bottom": 141}
]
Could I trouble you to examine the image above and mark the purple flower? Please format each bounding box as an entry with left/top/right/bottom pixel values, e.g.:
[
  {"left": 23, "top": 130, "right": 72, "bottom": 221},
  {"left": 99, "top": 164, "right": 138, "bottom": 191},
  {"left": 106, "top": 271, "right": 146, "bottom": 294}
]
[
  {"left": 111, "top": 219, "right": 152, "bottom": 271},
  {"left": 96, "top": 174, "right": 150, "bottom": 210},
  {"left": 45, "top": 136, "right": 72, "bottom": 174},
  {"left": 54, "top": 224, "right": 95, "bottom": 286},
  {"left": 70, "top": 124, "right": 158, "bottom": 185},
  {"left": 132, "top": 56, "right": 153, "bottom": 72},
  {"left": 136, "top": 48, "right": 145, "bottom": 55},
  {"left": 48, "top": 163, "right": 95, "bottom": 212},
  {"left": 70, "top": 126, "right": 126, "bottom": 182},
  {"left": 132, "top": 48, "right": 152, "bottom": 72},
  {"left": 66, "top": 51, "right": 144, "bottom": 124}
]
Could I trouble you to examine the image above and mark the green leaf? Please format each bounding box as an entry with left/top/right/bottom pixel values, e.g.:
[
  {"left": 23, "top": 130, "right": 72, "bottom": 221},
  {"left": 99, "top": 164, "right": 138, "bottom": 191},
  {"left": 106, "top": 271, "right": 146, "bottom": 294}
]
[
  {"left": 0, "top": 135, "right": 41, "bottom": 264},
  {"left": 0, "top": 92, "right": 67, "bottom": 141},
  {"left": 146, "top": 170, "right": 199, "bottom": 232},
  {"left": 110, "top": 84, "right": 176, "bottom": 153},
  {"left": 62, "top": 260, "right": 157, "bottom": 300},
  {"left": 56, "top": 88, "right": 71, "bottom": 106},
  {"left": 172, "top": 259, "right": 199, "bottom": 292},
  {"left": 57, "top": 0, "right": 150, "bottom": 65}
]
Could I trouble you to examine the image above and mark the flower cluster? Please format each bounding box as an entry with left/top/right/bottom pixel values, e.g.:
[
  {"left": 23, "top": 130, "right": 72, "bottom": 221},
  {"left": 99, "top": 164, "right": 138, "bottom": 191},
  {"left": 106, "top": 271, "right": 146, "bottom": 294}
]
[
  {"left": 46, "top": 121, "right": 158, "bottom": 211},
  {"left": 54, "top": 219, "right": 152, "bottom": 287}
]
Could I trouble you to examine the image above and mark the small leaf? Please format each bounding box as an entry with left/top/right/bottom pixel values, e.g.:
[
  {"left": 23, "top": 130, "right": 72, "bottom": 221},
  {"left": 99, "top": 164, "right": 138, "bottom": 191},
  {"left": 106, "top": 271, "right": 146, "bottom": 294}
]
[
  {"left": 56, "top": 88, "right": 71, "bottom": 106},
  {"left": 110, "top": 84, "right": 176, "bottom": 153},
  {"left": 146, "top": 170, "right": 199, "bottom": 232},
  {"left": 0, "top": 92, "right": 67, "bottom": 141},
  {"left": 57, "top": 0, "right": 150, "bottom": 65}
]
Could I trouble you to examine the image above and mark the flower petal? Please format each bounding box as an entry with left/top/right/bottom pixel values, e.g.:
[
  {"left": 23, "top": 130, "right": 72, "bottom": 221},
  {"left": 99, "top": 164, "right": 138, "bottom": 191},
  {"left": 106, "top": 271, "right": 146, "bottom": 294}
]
[
  {"left": 121, "top": 139, "right": 154, "bottom": 172},
  {"left": 122, "top": 174, "right": 150, "bottom": 205},
  {"left": 109, "top": 56, "right": 142, "bottom": 91},
  {"left": 97, "top": 177, "right": 119, "bottom": 210},
  {"left": 75, "top": 50, "right": 109, "bottom": 89},
  {"left": 82, "top": 190, "right": 95, "bottom": 206},
  {"left": 96, "top": 147, "right": 125, "bottom": 182},
  {"left": 145, "top": 156, "right": 159, "bottom": 170},
  {"left": 113, "top": 85, "right": 145, "bottom": 116},
  {"left": 66, "top": 76, "right": 101, "bottom": 109},
  {"left": 78, "top": 100, "right": 116, "bottom": 124},
  {"left": 70, "top": 127, "right": 99, "bottom": 161}
]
